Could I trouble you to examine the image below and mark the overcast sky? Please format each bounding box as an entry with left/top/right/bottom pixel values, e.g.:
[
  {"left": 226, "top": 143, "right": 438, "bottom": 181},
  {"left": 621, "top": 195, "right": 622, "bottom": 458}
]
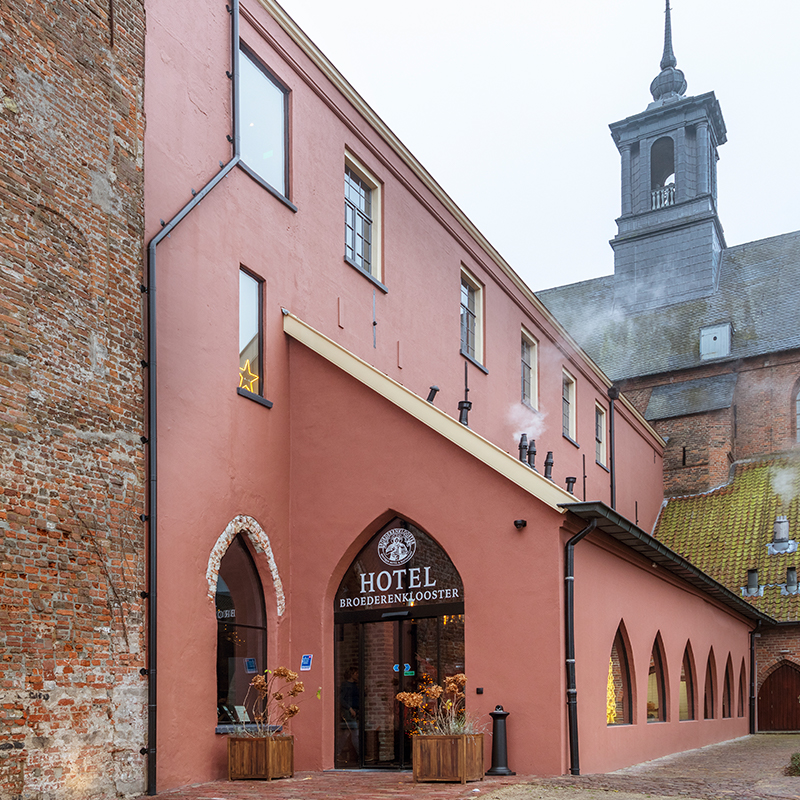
[{"left": 278, "top": 0, "right": 800, "bottom": 292}]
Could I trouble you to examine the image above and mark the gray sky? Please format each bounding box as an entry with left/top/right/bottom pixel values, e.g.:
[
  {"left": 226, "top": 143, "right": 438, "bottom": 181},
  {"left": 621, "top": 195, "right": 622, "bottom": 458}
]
[{"left": 279, "top": 0, "right": 800, "bottom": 291}]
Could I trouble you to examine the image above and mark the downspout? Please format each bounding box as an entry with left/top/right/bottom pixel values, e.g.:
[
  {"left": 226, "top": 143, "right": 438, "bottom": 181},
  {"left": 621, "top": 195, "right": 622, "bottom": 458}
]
[
  {"left": 564, "top": 517, "right": 597, "bottom": 777},
  {"left": 143, "top": 2, "right": 241, "bottom": 793},
  {"left": 749, "top": 620, "right": 760, "bottom": 735},
  {"left": 607, "top": 387, "right": 619, "bottom": 510}
]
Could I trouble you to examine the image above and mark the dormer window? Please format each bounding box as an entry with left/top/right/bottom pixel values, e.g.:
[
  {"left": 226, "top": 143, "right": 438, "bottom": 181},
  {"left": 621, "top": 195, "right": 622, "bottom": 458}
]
[{"left": 699, "top": 324, "right": 731, "bottom": 360}]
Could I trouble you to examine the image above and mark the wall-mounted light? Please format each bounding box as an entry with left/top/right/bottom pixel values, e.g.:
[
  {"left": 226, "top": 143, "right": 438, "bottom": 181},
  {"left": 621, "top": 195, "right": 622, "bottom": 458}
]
[{"left": 514, "top": 519, "right": 527, "bottom": 530}]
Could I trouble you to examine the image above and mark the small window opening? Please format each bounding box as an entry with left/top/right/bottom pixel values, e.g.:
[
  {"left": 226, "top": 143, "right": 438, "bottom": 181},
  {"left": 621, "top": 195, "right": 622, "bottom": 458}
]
[
  {"left": 704, "top": 650, "right": 716, "bottom": 719},
  {"left": 647, "top": 635, "right": 667, "bottom": 722},
  {"left": 607, "top": 625, "right": 632, "bottom": 725},
  {"left": 679, "top": 644, "right": 695, "bottom": 721}
]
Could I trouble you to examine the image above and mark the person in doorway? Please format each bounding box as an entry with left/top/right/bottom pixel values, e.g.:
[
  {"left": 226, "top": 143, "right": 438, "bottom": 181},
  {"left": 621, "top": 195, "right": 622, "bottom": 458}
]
[{"left": 339, "top": 666, "right": 360, "bottom": 764}]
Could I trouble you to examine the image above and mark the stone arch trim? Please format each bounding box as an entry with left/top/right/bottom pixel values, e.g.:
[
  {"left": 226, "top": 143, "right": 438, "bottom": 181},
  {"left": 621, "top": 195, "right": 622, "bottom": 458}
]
[{"left": 206, "top": 514, "right": 285, "bottom": 616}]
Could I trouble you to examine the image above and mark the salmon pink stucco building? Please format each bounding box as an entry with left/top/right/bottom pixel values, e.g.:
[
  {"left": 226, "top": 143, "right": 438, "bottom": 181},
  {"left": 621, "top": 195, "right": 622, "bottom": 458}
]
[{"left": 140, "top": 0, "right": 771, "bottom": 793}]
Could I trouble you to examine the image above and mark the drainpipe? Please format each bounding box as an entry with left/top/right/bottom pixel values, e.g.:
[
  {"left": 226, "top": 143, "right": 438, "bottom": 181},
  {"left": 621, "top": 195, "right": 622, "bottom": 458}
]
[
  {"left": 564, "top": 518, "right": 597, "bottom": 777},
  {"left": 749, "top": 620, "right": 760, "bottom": 735},
  {"left": 143, "top": 2, "right": 241, "bottom": 793},
  {"left": 607, "top": 387, "right": 619, "bottom": 510}
]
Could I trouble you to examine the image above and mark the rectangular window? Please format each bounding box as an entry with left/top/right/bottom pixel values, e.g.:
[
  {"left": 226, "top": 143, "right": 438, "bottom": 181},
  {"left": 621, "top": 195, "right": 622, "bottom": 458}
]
[
  {"left": 460, "top": 269, "right": 483, "bottom": 364},
  {"left": 595, "top": 404, "right": 607, "bottom": 465},
  {"left": 239, "top": 45, "right": 288, "bottom": 197},
  {"left": 239, "top": 269, "right": 262, "bottom": 396},
  {"left": 562, "top": 370, "right": 576, "bottom": 441},
  {"left": 521, "top": 329, "right": 538, "bottom": 408},
  {"left": 344, "top": 155, "right": 382, "bottom": 283}
]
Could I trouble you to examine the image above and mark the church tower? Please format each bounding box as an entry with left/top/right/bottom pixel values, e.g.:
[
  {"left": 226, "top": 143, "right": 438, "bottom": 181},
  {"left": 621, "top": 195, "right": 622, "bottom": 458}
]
[{"left": 610, "top": 1, "right": 727, "bottom": 311}]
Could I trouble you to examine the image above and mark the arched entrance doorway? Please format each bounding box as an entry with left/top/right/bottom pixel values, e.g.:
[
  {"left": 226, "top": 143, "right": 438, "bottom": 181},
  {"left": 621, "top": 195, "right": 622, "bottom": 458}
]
[
  {"left": 334, "top": 518, "right": 465, "bottom": 769},
  {"left": 758, "top": 661, "right": 800, "bottom": 731}
]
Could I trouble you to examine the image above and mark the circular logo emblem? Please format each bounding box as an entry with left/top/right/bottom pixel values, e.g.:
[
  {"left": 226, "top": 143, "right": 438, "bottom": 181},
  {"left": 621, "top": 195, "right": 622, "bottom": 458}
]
[{"left": 377, "top": 528, "right": 416, "bottom": 567}]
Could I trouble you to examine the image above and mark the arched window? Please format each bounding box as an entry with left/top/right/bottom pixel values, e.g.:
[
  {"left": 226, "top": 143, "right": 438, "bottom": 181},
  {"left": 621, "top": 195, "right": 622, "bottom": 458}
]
[
  {"left": 651, "top": 137, "right": 675, "bottom": 188},
  {"left": 722, "top": 656, "right": 734, "bottom": 718},
  {"left": 679, "top": 642, "right": 695, "bottom": 721},
  {"left": 607, "top": 624, "right": 633, "bottom": 725},
  {"left": 651, "top": 137, "right": 676, "bottom": 210},
  {"left": 704, "top": 649, "right": 716, "bottom": 719},
  {"left": 215, "top": 533, "right": 267, "bottom": 724},
  {"left": 647, "top": 633, "right": 667, "bottom": 722},
  {"left": 738, "top": 658, "right": 746, "bottom": 718}
]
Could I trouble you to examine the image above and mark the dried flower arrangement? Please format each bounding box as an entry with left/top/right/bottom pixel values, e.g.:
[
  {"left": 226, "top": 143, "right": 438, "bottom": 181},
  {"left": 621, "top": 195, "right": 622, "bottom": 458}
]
[
  {"left": 238, "top": 666, "right": 308, "bottom": 737},
  {"left": 396, "top": 673, "right": 482, "bottom": 735}
]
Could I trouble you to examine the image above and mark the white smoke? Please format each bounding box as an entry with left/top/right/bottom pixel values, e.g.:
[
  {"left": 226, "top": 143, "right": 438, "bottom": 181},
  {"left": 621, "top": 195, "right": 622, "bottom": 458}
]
[
  {"left": 507, "top": 403, "right": 547, "bottom": 442},
  {"left": 770, "top": 464, "right": 799, "bottom": 507}
]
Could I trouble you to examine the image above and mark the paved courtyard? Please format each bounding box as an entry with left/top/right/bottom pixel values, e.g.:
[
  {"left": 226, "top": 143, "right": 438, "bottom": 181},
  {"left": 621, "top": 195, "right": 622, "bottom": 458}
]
[{"left": 138, "top": 734, "right": 800, "bottom": 800}]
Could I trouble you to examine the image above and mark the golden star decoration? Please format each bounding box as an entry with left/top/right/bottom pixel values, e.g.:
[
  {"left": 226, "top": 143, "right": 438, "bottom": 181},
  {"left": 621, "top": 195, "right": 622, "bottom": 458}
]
[{"left": 239, "top": 360, "right": 259, "bottom": 393}]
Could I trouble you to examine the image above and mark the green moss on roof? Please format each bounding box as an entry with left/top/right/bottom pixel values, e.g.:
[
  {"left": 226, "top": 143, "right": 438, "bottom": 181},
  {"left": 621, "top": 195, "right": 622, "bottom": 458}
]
[{"left": 654, "top": 454, "right": 800, "bottom": 621}]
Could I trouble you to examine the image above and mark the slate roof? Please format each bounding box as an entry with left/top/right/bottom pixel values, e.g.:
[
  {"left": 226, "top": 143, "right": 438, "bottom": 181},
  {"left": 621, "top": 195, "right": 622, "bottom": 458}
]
[
  {"left": 537, "top": 230, "right": 800, "bottom": 382},
  {"left": 652, "top": 453, "right": 800, "bottom": 622},
  {"left": 645, "top": 373, "right": 737, "bottom": 421}
]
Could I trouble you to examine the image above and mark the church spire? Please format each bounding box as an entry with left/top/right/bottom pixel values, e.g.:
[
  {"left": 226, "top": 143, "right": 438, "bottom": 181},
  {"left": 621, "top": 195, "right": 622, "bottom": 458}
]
[
  {"left": 650, "top": 0, "right": 687, "bottom": 102},
  {"left": 660, "top": 0, "right": 677, "bottom": 70}
]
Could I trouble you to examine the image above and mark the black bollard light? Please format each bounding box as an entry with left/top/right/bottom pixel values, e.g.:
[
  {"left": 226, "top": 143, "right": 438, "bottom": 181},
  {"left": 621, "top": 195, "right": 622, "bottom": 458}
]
[{"left": 485, "top": 705, "right": 515, "bottom": 776}]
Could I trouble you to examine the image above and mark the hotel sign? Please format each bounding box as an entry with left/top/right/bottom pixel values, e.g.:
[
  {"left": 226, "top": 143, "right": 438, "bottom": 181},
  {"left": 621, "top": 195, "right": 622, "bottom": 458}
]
[{"left": 335, "top": 523, "right": 464, "bottom": 613}]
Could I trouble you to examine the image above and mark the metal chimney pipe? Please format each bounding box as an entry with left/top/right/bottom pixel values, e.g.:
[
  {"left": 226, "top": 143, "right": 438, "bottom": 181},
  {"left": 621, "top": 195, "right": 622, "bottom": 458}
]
[
  {"left": 747, "top": 569, "right": 759, "bottom": 596},
  {"left": 528, "top": 439, "right": 537, "bottom": 471},
  {"left": 774, "top": 516, "right": 790, "bottom": 543},
  {"left": 426, "top": 385, "right": 439, "bottom": 403},
  {"left": 544, "top": 451, "right": 554, "bottom": 481},
  {"left": 565, "top": 477, "right": 577, "bottom": 494},
  {"left": 518, "top": 434, "right": 528, "bottom": 463},
  {"left": 788, "top": 567, "right": 798, "bottom": 594}
]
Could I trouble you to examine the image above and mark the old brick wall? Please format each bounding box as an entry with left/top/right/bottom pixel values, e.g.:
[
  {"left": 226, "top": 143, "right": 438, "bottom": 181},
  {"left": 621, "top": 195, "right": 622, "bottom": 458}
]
[
  {"left": 620, "top": 352, "right": 800, "bottom": 498},
  {"left": 0, "top": 0, "right": 146, "bottom": 797},
  {"left": 756, "top": 626, "right": 800, "bottom": 691}
]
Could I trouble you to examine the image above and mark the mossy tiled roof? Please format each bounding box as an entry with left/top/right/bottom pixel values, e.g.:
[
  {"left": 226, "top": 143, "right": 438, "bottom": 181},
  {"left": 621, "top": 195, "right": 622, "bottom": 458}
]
[{"left": 653, "top": 454, "right": 800, "bottom": 621}]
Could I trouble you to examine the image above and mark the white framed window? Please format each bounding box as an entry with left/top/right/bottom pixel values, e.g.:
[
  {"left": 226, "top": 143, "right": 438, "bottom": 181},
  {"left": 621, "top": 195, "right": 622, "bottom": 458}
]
[
  {"left": 239, "top": 45, "right": 289, "bottom": 197},
  {"left": 460, "top": 267, "right": 483, "bottom": 364},
  {"left": 699, "top": 324, "right": 731, "bottom": 360},
  {"left": 344, "top": 153, "right": 382, "bottom": 283},
  {"left": 562, "top": 369, "right": 576, "bottom": 441},
  {"left": 521, "top": 328, "right": 538, "bottom": 408},
  {"left": 595, "top": 403, "right": 607, "bottom": 465}
]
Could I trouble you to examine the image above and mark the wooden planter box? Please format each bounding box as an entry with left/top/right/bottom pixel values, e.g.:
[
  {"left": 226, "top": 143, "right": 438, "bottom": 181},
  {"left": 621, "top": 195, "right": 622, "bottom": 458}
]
[
  {"left": 227, "top": 735, "right": 293, "bottom": 781},
  {"left": 412, "top": 733, "right": 484, "bottom": 784}
]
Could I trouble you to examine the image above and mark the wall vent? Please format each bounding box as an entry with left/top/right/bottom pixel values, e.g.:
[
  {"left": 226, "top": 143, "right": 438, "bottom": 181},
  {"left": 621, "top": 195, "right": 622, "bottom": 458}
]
[{"left": 699, "top": 324, "right": 731, "bottom": 360}]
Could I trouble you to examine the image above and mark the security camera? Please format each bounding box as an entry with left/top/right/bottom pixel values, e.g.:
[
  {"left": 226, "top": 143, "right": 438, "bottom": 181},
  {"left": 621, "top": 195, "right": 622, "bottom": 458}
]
[{"left": 514, "top": 519, "right": 527, "bottom": 530}]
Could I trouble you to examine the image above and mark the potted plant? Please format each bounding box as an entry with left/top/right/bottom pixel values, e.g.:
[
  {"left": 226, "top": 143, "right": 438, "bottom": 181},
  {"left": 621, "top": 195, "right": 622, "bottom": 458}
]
[
  {"left": 396, "top": 673, "right": 484, "bottom": 784},
  {"left": 227, "top": 666, "right": 304, "bottom": 781}
]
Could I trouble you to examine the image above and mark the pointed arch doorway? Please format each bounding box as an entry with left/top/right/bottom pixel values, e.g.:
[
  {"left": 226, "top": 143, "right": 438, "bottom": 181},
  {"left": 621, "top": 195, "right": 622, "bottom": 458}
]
[
  {"left": 334, "top": 518, "right": 465, "bottom": 769},
  {"left": 758, "top": 661, "right": 800, "bottom": 731}
]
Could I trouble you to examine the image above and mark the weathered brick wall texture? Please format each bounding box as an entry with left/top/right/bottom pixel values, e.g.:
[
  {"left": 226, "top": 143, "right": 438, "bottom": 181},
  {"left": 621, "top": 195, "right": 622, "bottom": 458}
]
[
  {"left": 1, "top": 0, "right": 146, "bottom": 797},
  {"left": 621, "top": 354, "right": 800, "bottom": 497},
  {"left": 756, "top": 627, "right": 800, "bottom": 691}
]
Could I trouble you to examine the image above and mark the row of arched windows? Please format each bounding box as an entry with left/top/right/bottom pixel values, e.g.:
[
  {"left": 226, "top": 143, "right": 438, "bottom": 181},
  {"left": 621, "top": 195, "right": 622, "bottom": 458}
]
[{"left": 607, "top": 623, "right": 746, "bottom": 725}]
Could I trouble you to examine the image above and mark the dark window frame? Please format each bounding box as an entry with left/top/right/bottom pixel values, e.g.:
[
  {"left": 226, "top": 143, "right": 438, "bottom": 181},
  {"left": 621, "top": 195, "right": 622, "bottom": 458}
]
[
  {"left": 238, "top": 43, "right": 292, "bottom": 204},
  {"left": 238, "top": 267, "right": 273, "bottom": 408}
]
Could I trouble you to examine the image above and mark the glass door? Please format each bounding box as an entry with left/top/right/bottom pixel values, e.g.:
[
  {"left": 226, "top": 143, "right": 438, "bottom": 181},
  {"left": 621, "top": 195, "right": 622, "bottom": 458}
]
[{"left": 334, "top": 613, "right": 465, "bottom": 769}]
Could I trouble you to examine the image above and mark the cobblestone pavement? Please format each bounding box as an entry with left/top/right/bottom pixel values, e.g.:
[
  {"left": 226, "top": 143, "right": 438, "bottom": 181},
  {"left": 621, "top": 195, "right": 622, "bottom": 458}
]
[
  {"left": 535, "top": 734, "right": 800, "bottom": 800},
  {"left": 138, "top": 735, "right": 800, "bottom": 800}
]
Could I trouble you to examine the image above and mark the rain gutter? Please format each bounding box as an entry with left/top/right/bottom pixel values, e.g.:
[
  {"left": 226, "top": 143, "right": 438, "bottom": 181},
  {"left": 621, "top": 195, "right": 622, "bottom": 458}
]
[
  {"left": 564, "top": 518, "right": 597, "bottom": 776},
  {"left": 142, "top": 1, "right": 241, "bottom": 793}
]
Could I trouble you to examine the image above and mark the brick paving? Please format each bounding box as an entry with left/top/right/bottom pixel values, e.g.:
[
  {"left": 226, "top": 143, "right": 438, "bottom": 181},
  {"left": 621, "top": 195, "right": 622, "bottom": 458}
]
[
  {"left": 542, "top": 734, "right": 800, "bottom": 800},
  {"left": 138, "top": 735, "right": 800, "bottom": 800}
]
